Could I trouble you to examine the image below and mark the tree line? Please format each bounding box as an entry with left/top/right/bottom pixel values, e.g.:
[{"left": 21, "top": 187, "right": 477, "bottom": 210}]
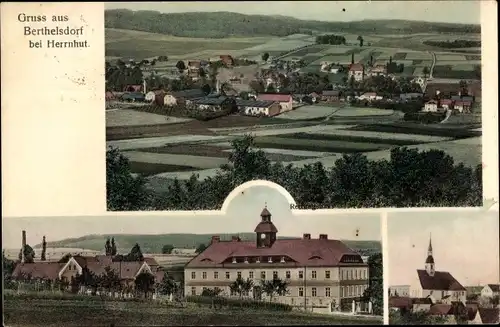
[
  {"left": 315, "top": 34, "right": 347, "bottom": 45},
  {"left": 423, "top": 39, "right": 481, "bottom": 49},
  {"left": 107, "top": 135, "right": 482, "bottom": 212}
]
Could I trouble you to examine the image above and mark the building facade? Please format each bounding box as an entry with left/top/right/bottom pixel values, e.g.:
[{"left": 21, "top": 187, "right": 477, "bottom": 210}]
[{"left": 184, "top": 208, "right": 370, "bottom": 311}]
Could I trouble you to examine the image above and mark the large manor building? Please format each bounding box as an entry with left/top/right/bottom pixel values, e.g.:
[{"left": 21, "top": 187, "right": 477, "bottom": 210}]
[{"left": 184, "top": 207, "right": 370, "bottom": 310}]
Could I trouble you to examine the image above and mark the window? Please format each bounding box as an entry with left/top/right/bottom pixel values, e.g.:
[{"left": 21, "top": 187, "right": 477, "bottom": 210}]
[
  {"left": 256, "top": 257, "right": 261, "bottom": 263},
  {"left": 261, "top": 271, "right": 266, "bottom": 279},
  {"left": 225, "top": 272, "right": 230, "bottom": 279},
  {"left": 299, "top": 271, "right": 304, "bottom": 279},
  {"left": 235, "top": 271, "right": 241, "bottom": 279},
  {"left": 311, "top": 271, "right": 317, "bottom": 279},
  {"left": 280, "top": 256, "right": 285, "bottom": 263},
  {"left": 442, "top": 291, "right": 445, "bottom": 297},
  {"left": 202, "top": 272, "right": 207, "bottom": 279},
  {"left": 68, "top": 265, "right": 72, "bottom": 271},
  {"left": 273, "top": 271, "right": 278, "bottom": 279},
  {"left": 249, "top": 271, "right": 254, "bottom": 279},
  {"left": 349, "top": 270, "right": 353, "bottom": 279},
  {"left": 214, "top": 272, "right": 219, "bottom": 279},
  {"left": 191, "top": 272, "right": 196, "bottom": 279},
  {"left": 325, "top": 287, "right": 331, "bottom": 297},
  {"left": 232, "top": 257, "right": 237, "bottom": 263},
  {"left": 340, "top": 286, "right": 344, "bottom": 297},
  {"left": 354, "top": 270, "right": 357, "bottom": 279},
  {"left": 325, "top": 271, "right": 330, "bottom": 279},
  {"left": 298, "top": 287, "right": 304, "bottom": 297},
  {"left": 312, "top": 287, "right": 317, "bottom": 297},
  {"left": 341, "top": 270, "right": 345, "bottom": 280},
  {"left": 244, "top": 257, "right": 248, "bottom": 263},
  {"left": 285, "top": 271, "right": 291, "bottom": 279},
  {"left": 191, "top": 287, "right": 196, "bottom": 296},
  {"left": 363, "top": 270, "right": 366, "bottom": 279}
]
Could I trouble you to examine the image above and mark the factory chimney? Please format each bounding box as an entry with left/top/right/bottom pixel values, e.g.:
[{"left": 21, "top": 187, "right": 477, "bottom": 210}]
[{"left": 21, "top": 230, "right": 27, "bottom": 263}]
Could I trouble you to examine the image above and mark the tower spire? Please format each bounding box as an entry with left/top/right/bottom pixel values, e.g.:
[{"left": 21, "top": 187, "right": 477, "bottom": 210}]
[
  {"left": 425, "top": 233, "right": 435, "bottom": 276},
  {"left": 428, "top": 233, "right": 433, "bottom": 255}
]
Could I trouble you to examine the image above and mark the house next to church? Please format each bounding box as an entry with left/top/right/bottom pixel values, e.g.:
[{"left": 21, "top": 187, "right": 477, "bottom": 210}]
[
  {"left": 184, "top": 207, "right": 372, "bottom": 312},
  {"left": 409, "top": 235, "right": 467, "bottom": 304}
]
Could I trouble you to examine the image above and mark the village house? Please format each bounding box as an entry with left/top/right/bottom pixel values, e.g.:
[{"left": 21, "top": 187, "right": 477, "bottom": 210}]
[
  {"left": 423, "top": 100, "right": 439, "bottom": 112},
  {"left": 163, "top": 89, "right": 206, "bottom": 106},
  {"left": 440, "top": 99, "right": 454, "bottom": 110},
  {"left": 256, "top": 94, "right": 293, "bottom": 113},
  {"left": 189, "top": 96, "right": 237, "bottom": 112},
  {"left": 389, "top": 285, "right": 410, "bottom": 297},
  {"left": 236, "top": 99, "right": 281, "bottom": 117},
  {"left": 321, "top": 90, "right": 342, "bottom": 103},
  {"left": 481, "top": 284, "right": 500, "bottom": 298},
  {"left": 120, "top": 92, "right": 146, "bottom": 103},
  {"left": 123, "top": 84, "right": 143, "bottom": 93},
  {"left": 184, "top": 207, "right": 371, "bottom": 312},
  {"left": 187, "top": 61, "right": 202, "bottom": 80},
  {"left": 409, "top": 236, "right": 467, "bottom": 304},
  {"left": 367, "top": 65, "right": 387, "bottom": 77},
  {"left": 358, "top": 92, "right": 382, "bottom": 102},
  {"left": 453, "top": 100, "right": 472, "bottom": 113},
  {"left": 219, "top": 55, "right": 235, "bottom": 67},
  {"left": 348, "top": 63, "right": 364, "bottom": 82},
  {"left": 399, "top": 93, "right": 423, "bottom": 101}
]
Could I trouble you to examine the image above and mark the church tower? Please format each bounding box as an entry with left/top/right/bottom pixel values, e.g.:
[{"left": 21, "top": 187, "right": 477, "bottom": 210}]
[
  {"left": 254, "top": 206, "right": 278, "bottom": 248},
  {"left": 425, "top": 234, "right": 435, "bottom": 276}
]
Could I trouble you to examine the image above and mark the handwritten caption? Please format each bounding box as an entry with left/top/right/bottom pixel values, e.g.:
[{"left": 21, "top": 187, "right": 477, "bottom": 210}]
[{"left": 18, "top": 13, "right": 89, "bottom": 49}]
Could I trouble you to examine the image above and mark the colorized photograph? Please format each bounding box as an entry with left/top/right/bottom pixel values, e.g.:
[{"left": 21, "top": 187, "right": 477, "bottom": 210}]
[
  {"left": 105, "top": 1, "right": 482, "bottom": 211},
  {"left": 3, "top": 186, "right": 383, "bottom": 326},
  {"left": 387, "top": 210, "right": 499, "bottom": 324}
]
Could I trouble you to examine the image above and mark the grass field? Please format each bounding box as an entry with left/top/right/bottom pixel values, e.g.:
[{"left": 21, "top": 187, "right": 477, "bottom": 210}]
[{"left": 4, "top": 297, "right": 382, "bottom": 326}]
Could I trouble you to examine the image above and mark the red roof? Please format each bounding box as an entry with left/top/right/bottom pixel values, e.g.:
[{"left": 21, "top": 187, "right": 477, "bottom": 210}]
[
  {"left": 454, "top": 101, "right": 472, "bottom": 106},
  {"left": 12, "top": 262, "right": 64, "bottom": 280},
  {"left": 349, "top": 63, "right": 364, "bottom": 71},
  {"left": 220, "top": 55, "right": 234, "bottom": 65},
  {"left": 257, "top": 94, "right": 292, "bottom": 102},
  {"left": 478, "top": 308, "right": 500, "bottom": 324},
  {"left": 186, "top": 238, "right": 364, "bottom": 268},
  {"left": 389, "top": 296, "right": 412, "bottom": 309},
  {"left": 429, "top": 304, "right": 453, "bottom": 315},
  {"left": 440, "top": 99, "right": 454, "bottom": 105},
  {"left": 417, "top": 269, "right": 466, "bottom": 291}
]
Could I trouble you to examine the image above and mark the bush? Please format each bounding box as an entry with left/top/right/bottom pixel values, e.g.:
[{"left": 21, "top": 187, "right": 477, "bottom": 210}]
[
  {"left": 403, "top": 112, "right": 446, "bottom": 123},
  {"left": 3, "top": 290, "right": 147, "bottom": 303},
  {"left": 185, "top": 296, "right": 292, "bottom": 312}
]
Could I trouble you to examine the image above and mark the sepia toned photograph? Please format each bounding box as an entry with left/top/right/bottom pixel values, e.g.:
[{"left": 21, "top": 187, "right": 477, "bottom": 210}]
[
  {"left": 3, "top": 186, "right": 383, "bottom": 326},
  {"left": 104, "top": 1, "right": 483, "bottom": 212},
  {"left": 387, "top": 210, "right": 499, "bottom": 325}
]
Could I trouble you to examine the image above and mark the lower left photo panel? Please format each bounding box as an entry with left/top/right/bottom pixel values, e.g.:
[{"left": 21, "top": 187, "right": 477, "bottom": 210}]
[{"left": 3, "top": 198, "right": 383, "bottom": 326}]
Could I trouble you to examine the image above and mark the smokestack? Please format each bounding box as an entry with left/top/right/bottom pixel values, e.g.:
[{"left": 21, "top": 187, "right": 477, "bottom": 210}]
[
  {"left": 21, "top": 230, "right": 26, "bottom": 263},
  {"left": 303, "top": 233, "right": 311, "bottom": 240},
  {"left": 143, "top": 79, "right": 147, "bottom": 94},
  {"left": 319, "top": 234, "right": 328, "bottom": 240},
  {"left": 211, "top": 235, "right": 220, "bottom": 244}
]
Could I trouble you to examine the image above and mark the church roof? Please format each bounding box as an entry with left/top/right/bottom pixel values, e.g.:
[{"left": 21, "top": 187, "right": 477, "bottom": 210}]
[
  {"left": 260, "top": 207, "right": 271, "bottom": 217},
  {"left": 417, "top": 269, "right": 466, "bottom": 291},
  {"left": 254, "top": 221, "right": 278, "bottom": 233}
]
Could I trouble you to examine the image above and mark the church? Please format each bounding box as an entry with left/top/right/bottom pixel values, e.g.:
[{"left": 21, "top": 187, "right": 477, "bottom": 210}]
[
  {"left": 409, "top": 235, "right": 467, "bottom": 304},
  {"left": 184, "top": 207, "right": 371, "bottom": 312}
]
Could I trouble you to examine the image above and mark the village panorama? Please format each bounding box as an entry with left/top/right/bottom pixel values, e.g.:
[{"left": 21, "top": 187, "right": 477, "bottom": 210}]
[
  {"left": 104, "top": 4, "right": 483, "bottom": 212},
  {"left": 3, "top": 208, "right": 384, "bottom": 326}
]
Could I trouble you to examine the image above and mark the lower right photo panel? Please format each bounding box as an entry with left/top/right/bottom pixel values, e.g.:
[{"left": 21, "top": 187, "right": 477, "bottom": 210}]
[{"left": 387, "top": 210, "right": 500, "bottom": 325}]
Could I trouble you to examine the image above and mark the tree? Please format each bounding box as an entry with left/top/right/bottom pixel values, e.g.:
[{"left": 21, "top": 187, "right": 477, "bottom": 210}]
[
  {"left": 157, "top": 55, "right": 168, "bottom": 62},
  {"left": 3, "top": 250, "right": 15, "bottom": 281},
  {"left": 126, "top": 243, "right": 144, "bottom": 262},
  {"left": 195, "top": 244, "right": 207, "bottom": 254},
  {"left": 262, "top": 52, "right": 270, "bottom": 62},
  {"left": 357, "top": 35, "right": 364, "bottom": 47},
  {"left": 135, "top": 271, "right": 156, "bottom": 298},
  {"left": 261, "top": 277, "right": 289, "bottom": 302},
  {"left": 363, "top": 253, "right": 383, "bottom": 315},
  {"left": 58, "top": 253, "right": 72, "bottom": 263},
  {"left": 41, "top": 236, "right": 47, "bottom": 261},
  {"left": 18, "top": 244, "right": 35, "bottom": 263},
  {"left": 157, "top": 272, "right": 177, "bottom": 296},
  {"left": 105, "top": 238, "right": 112, "bottom": 256},
  {"left": 229, "top": 276, "right": 254, "bottom": 299},
  {"left": 422, "top": 66, "right": 430, "bottom": 78},
  {"left": 76, "top": 265, "right": 99, "bottom": 295},
  {"left": 99, "top": 266, "right": 121, "bottom": 295},
  {"left": 111, "top": 237, "right": 117, "bottom": 256},
  {"left": 176, "top": 60, "right": 186, "bottom": 73},
  {"left": 106, "top": 147, "right": 153, "bottom": 211},
  {"left": 162, "top": 244, "right": 174, "bottom": 254}
]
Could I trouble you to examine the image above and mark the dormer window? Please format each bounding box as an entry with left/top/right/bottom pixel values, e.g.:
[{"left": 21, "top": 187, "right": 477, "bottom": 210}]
[
  {"left": 268, "top": 257, "right": 273, "bottom": 263},
  {"left": 280, "top": 256, "right": 285, "bottom": 263},
  {"left": 244, "top": 257, "right": 248, "bottom": 264},
  {"left": 256, "top": 257, "right": 261, "bottom": 263},
  {"left": 232, "top": 257, "right": 237, "bottom": 264}
]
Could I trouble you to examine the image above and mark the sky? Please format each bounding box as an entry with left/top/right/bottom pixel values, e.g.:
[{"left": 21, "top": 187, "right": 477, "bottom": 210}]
[
  {"left": 388, "top": 210, "right": 499, "bottom": 286},
  {"left": 2, "top": 185, "right": 381, "bottom": 249},
  {"left": 104, "top": 1, "right": 481, "bottom": 25}
]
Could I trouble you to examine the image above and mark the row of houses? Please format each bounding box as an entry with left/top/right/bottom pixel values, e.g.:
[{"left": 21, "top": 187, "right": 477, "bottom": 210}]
[{"left": 390, "top": 284, "right": 500, "bottom": 299}]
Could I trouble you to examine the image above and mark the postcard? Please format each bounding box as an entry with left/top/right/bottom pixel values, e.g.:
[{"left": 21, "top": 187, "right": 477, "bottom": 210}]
[
  {"left": 3, "top": 185, "right": 383, "bottom": 326},
  {"left": 387, "top": 210, "right": 499, "bottom": 324}
]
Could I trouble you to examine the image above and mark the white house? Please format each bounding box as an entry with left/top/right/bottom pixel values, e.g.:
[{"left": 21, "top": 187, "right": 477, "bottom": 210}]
[
  {"left": 358, "top": 92, "right": 382, "bottom": 101},
  {"left": 237, "top": 99, "right": 281, "bottom": 117},
  {"left": 481, "top": 284, "right": 500, "bottom": 298},
  {"left": 423, "top": 100, "right": 439, "bottom": 112},
  {"left": 409, "top": 236, "right": 467, "bottom": 304},
  {"left": 389, "top": 285, "right": 410, "bottom": 297},
  {"left": 348, "top": 63, "right": 364, "bottom": 82},
  {"left": 256, "top": 94, "right": 293, "bottom": 113}
]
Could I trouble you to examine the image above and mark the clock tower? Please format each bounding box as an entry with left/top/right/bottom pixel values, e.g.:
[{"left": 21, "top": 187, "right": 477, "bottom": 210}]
[{"left": 254, "top": 206, "right": 278, "bottom": 248}]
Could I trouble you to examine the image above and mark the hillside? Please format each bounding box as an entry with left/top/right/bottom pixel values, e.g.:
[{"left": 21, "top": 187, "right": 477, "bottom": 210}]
[
  {"left": 37, "top": 234, "right": 381, "bottom": 254},
  {"left": 105, "top": 9, "right": 480, "bottom": 39}
]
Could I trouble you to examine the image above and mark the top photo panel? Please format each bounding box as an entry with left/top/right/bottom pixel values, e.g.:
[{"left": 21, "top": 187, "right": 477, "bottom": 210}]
[{"left": 105, "top": 1, "right": 483, "bottom": 211}]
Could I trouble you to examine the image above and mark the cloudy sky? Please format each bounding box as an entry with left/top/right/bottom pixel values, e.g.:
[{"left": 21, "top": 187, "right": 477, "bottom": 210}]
[
  {"left": 388, "top": 210, "right": 499, "bottom": 286},
  {"left": 2, "top": 185, "right": 381, "bottom": 249},
  {"left": 105, "top": 1, "right": 481, "bottom": 25}
]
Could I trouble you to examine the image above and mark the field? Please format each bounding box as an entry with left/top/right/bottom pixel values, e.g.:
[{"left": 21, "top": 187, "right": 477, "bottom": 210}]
[{"left": 4, "top": 296, "right": 382, "bottom": 326}]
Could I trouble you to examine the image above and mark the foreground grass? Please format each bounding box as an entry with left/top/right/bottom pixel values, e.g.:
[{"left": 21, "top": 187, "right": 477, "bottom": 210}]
[{"left": 4, "top": 298, "right": 382, "bottom": 326}]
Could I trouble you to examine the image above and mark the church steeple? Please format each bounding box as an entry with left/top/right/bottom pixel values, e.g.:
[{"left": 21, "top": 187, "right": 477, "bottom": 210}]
[
  {"left": 254, "top": 205, "right": 278, "bottom": 248},
  {"left": 425, "top": 233, "right": 435, "bottom": 276}
]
